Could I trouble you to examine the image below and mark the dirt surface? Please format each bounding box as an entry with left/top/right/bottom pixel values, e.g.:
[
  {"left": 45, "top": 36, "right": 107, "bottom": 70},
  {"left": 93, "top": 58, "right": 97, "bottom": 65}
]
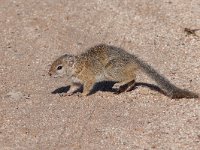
[{"left": 0, "top": 0, "right": 200, "bottom": 149}]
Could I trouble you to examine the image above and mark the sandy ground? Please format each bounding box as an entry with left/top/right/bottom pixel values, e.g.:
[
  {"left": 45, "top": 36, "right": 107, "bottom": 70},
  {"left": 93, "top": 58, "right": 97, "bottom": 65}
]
[{"left": 0, "top": 0, "right": 200, "bottom": 149}]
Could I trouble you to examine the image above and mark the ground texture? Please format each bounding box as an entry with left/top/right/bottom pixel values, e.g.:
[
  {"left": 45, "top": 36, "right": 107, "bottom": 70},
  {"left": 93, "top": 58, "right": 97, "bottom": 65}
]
[{"left": 0, "top": 0, "right": 200, "bottom": 149}]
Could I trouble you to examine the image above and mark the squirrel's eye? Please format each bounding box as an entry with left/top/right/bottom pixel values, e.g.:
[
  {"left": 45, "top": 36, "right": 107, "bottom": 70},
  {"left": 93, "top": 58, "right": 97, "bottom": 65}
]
[{"left": 57, "top": 65, "right": 63, "bottom": 70}]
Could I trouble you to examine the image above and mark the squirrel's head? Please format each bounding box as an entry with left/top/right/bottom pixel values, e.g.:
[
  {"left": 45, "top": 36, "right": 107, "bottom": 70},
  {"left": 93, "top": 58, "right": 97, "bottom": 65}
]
[{"left": 48, "top": 54, "right": 75, "bottom": 78}]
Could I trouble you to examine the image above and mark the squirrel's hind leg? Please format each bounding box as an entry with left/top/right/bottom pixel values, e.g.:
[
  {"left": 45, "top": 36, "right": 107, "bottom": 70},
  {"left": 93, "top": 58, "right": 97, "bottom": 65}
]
[{"left": 113, "top": 79, "right": 136, "bottom": 94}]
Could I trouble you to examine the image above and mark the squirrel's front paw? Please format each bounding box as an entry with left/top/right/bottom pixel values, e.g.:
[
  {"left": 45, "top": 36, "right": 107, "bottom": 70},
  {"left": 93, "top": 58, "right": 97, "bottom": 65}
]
[
  {"left": 81, "top": 91, "right": 90, "bottom": 97},
  {"left": 59, "top": 92, "right": 73, "bottom": 97}
]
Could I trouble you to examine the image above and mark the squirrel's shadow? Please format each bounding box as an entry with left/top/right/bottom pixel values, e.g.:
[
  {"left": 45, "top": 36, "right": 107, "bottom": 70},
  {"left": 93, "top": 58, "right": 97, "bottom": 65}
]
[
  {"left": 51, "top": 81, "right": 116, "bottom": 95},
  {"left": 51, "top": 81, "right": 166, "bottom": 96}
]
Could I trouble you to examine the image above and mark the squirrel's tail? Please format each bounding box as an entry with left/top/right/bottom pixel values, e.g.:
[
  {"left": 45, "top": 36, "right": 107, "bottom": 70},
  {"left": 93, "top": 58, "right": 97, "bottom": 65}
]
[{"left": 131, "top": 55, "right": 199, "bottom": 99}]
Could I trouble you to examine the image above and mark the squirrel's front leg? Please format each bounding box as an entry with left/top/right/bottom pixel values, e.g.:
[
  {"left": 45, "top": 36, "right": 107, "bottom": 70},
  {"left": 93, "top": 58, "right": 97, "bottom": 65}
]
[
  {"left": 68, "top": 83, "right": 82, "bottom": 95},
  {"left": 60, "top": 83, "right": 81, "bottom": 96},
  {"left": 82, "top": 79, "right": 95, "bottom": 96}
]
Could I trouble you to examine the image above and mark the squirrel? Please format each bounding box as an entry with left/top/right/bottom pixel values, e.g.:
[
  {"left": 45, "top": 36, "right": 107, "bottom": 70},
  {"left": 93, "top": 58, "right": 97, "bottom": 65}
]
[{"left": 48, "top": 44, "right": 199, "bottom": 99}]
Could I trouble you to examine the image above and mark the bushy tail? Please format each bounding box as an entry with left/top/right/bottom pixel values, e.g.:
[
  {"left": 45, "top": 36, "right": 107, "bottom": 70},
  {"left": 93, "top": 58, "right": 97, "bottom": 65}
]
[{"left": 131, "top": 55, "right": 199, "bottom": 99}]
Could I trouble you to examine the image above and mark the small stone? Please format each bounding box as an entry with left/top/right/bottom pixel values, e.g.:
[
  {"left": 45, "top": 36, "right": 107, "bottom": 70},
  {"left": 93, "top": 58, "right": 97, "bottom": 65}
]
[{"left": 5, "top": 91, "right": 23, "bottom": 100}]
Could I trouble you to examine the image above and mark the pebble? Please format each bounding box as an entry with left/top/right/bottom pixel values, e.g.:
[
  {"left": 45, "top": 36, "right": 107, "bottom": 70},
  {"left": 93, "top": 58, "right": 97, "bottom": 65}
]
[{"left": 5, "top": 91, "right": 24, "bottom": 100}]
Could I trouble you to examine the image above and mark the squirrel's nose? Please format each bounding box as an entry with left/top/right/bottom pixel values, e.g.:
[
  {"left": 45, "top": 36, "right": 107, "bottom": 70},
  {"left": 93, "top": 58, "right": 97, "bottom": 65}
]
[{"left": 48, "top": 72, "right": 52, "bottom": 76}]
